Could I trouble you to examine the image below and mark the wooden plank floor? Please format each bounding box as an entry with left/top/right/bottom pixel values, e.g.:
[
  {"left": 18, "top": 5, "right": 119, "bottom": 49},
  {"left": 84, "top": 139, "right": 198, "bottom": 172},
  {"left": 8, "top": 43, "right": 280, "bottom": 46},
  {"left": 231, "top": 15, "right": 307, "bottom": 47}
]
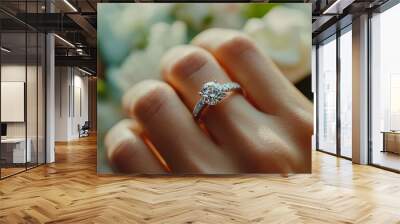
[{"left": 1, "top": 135, "right": 400, "bottom": 224}]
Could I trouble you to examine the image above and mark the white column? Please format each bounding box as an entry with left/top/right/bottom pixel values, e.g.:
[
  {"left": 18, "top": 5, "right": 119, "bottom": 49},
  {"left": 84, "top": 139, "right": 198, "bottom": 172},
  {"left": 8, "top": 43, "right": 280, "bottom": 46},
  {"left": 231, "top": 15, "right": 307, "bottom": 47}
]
[
  {"left": 46, "top": 32, "right": 55, "bottom": 163},
  {"left": 352, "top": 14, "right": 369, "bottom": 164}
]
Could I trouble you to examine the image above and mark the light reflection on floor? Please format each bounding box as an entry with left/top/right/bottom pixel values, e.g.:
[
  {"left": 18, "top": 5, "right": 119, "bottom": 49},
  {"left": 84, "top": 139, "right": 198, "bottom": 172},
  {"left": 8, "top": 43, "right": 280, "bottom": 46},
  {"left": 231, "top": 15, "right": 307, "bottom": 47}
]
[{"left": 372, "top": 150, "right": 400, "bottom": 171}]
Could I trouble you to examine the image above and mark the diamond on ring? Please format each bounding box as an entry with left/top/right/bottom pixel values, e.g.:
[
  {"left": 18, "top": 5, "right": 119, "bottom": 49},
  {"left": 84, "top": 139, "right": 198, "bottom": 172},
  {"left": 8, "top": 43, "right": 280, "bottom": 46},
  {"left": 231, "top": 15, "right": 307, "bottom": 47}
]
[
  {"left": 199, "top": 81, "right": 226, "bottom": 105},
  {"left": 193, "top": 81, "right": 241, "bottom": 120}
]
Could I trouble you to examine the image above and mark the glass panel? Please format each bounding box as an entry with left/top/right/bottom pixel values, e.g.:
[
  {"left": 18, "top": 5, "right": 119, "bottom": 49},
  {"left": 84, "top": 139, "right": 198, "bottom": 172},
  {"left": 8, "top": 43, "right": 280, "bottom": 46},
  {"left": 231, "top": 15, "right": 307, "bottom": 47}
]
[
  {"left": 1, "top": 31, "right": 27, "bottom": 177},
  {"left": 26, "top": 0, "right": 40, "bottom": 170},
  {"left": 0, "top": 1, "right": 46, "bottom": 178},
  {"left": 371, "top": 4, "right": 400, "bottom": 171},
  {"left": 339, "top": 28, "right": 352, "bottom": 158},
  {"left": 38, "top": 33, "right": 45, "bottom": 165},
  {"left": 317, "top": 36, "right": 337, "bottom": 154},
  {"left": 27, "top": 30, "right": 38, "bottom": 169}
]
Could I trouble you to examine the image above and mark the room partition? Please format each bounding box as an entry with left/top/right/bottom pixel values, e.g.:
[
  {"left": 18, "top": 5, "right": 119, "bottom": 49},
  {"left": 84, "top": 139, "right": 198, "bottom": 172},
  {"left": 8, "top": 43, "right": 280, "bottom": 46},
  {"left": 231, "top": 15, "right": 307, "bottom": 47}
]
[{"left": 0, "top": 0, "right": 47, "bottom": 179}]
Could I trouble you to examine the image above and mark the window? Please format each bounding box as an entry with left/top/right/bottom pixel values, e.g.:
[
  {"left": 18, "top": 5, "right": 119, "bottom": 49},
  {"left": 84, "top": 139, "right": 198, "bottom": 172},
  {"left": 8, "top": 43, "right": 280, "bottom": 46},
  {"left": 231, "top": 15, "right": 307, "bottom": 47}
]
[
  {"left": 370, "top": 3, "right": 400, "bottom": 171},
  {"left": 339, "top": 27, "right": 352, "bottom": 158},
  {"left": 317, "top": 36, "right": 337, "bottom": 154}
]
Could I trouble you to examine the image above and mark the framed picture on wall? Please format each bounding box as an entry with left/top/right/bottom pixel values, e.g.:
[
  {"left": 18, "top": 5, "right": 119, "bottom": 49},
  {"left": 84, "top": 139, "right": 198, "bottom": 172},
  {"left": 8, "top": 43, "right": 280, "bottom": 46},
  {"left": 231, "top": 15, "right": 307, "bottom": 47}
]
[{"left": 1, "top": 81, "right": 25, "bottom": 122}]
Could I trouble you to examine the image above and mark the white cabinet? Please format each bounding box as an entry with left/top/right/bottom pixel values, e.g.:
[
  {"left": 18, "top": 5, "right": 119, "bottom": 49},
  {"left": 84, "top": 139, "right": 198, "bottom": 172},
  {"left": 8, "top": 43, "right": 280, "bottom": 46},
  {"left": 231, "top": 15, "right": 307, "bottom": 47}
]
[{"left": 1, "top": 138, "right": 32, "bottom": 163}]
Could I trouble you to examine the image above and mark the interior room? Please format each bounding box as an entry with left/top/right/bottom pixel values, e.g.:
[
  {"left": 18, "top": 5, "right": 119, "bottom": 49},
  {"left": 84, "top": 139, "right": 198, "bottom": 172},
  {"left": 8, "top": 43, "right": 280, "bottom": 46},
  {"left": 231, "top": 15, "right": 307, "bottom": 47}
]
[
  {"left": 0, "top": 0, "right": 399, "bottom": 223},
  {"left": 0, "top": 10, "right": 46, "bottom": 178},
  {"left": 0, "top": 0, "right": 96, "bottom": 179}
]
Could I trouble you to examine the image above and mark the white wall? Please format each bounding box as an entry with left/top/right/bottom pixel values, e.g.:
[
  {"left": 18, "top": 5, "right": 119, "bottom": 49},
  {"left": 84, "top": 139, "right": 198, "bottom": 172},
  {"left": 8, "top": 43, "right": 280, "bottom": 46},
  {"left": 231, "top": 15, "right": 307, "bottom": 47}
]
[
  {"left": 1, "top": 65, "right": 40, "bottom": 137},
  {"left": 55, "top": 67, "right": 69, "bottom": 141},
  {"left": 54, "top": 67, "right": 89, "bottom": 141},
  {"left": 1, "top": 65, "right": 26, "bottom": 139}
]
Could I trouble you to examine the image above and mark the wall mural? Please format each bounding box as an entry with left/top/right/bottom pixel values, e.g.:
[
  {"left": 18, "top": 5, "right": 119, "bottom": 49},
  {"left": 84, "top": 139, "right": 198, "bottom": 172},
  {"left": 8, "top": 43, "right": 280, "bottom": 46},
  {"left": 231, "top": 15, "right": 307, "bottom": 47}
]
[{"left": 97, "top": 3, "right": 313, "bottom": 174}]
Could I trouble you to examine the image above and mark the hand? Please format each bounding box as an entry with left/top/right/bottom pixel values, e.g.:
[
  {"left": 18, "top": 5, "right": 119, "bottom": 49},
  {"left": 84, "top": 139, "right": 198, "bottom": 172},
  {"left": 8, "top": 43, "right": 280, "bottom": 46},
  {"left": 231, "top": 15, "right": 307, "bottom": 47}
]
[{"left": 104, "top": 28, "right": 313, "bottom": 174}]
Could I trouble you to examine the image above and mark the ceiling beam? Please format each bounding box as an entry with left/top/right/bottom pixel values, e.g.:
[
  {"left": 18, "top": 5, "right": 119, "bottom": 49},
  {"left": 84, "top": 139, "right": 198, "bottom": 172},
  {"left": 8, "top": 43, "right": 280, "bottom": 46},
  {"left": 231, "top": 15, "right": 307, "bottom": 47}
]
[
  {"left": 322, "top": 0, "right": 356, "bottom": 15},
  {"left": 67, "top": 13, "right": 97, "bottom": 44},
  {"left": 312, "top": 15, "right": 335, "bottom": 33},
  {"left": 55, "top": 55, "right": 96, "bottom": 72}
]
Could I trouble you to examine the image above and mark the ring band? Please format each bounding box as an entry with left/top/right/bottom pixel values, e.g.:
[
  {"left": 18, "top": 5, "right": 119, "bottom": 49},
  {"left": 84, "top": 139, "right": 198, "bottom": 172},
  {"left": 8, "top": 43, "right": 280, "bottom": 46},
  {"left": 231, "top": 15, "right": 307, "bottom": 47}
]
[{"left": 193, "top": 81, "right": 241, "bottom": 120}]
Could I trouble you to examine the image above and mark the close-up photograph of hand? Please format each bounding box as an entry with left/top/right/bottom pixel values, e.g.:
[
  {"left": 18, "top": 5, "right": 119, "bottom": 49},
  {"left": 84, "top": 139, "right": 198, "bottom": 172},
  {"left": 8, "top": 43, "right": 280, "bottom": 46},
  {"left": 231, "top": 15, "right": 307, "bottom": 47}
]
[
  {"left": 104, "top": 28, "right": 312, "bottom": 174},
  {"left": 97, "top": 3, "right": 312, "bottom": 175}
]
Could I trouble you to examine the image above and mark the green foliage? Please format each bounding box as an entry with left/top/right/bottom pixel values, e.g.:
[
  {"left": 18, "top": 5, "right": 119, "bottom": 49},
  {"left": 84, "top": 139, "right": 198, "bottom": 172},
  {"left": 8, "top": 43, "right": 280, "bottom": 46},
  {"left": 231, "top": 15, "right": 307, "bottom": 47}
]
[
  {"left": 134, "top": 33, "right": 149, "bottom": 50},
  {"left": 242, "top": 3, "right": 279, "bottom": 19},
  {"left": 97, "top": 79, "right": 106, "bottom": 99},
  {"left": 203, "top": 14, "right": 214, "bottom": 27}
]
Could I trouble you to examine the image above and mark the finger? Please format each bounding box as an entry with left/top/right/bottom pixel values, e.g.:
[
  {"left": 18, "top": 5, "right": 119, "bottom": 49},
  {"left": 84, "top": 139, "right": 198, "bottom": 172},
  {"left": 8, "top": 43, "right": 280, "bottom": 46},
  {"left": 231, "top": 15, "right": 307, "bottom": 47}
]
[
  {"left": 161, "top": 46, "right": 297, "bottom": 173},
  {"left": 161, "top": 45, "right": 233, "bottom": 107},
  {"left": 251, "top": 124, "right": 305, "bottom": 173},
  {"left": 193, "top": 29, "right": 313, "bottom": 160},
  {"left": 192, "top": 28, "right": 312, "bottom": 118},
  {"left": 122, "top": 80, "right": 240, "bottom": 174},
  {"left": 105, "top": 119, "right": 166, "bottom": 174}
]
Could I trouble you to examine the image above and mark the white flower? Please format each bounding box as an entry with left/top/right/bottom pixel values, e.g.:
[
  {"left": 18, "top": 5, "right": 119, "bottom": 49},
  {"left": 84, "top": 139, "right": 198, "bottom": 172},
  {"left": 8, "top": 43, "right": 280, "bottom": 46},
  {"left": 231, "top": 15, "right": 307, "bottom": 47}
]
[
  {"left": 108, "top": 21, "right": 187, "bottom": 92},
  {"left": 173, "top": 3, "right": 210, "bottom": 30},
  {"left": 98, "top": 4, "right": 172, "bottom": 66},
  {"left": 210, "top": 4, "right": 244, "bottom": 29},
  {"left": 244, "top": 5, "right": 311, "bottom": 83}
]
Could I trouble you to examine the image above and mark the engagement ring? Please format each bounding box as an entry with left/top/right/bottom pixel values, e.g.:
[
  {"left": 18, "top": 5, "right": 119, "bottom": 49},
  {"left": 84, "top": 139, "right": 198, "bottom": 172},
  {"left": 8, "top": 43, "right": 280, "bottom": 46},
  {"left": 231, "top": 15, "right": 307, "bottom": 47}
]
[{"left": 193, "top": 81, "right": 241, "bottom": 120}]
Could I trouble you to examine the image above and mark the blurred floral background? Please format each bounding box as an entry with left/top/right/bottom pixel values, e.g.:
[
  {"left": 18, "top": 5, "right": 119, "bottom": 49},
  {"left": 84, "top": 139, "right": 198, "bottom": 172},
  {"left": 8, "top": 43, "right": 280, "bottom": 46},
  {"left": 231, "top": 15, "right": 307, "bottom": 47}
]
[{"left": 97, "top": 3, "right": 311, "bottom": 173}]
